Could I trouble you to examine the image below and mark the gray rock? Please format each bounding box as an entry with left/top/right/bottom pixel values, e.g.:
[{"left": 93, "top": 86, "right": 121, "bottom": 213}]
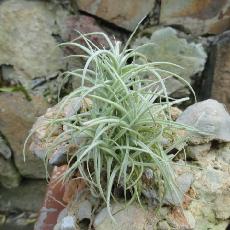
[
  {"left": 142, "top": 172, "right": 194, "bottom": 206},
  {"left": 218, "top": 143, "right": 230, "bottom": 164},
  {"left": 0, "top": 135, "right": 11, "bottom": 159},
  {"left": 0, "top": 156, "right": 21, "bottom": 189},
  {"left": 77, "top": 200, "right": 92, "bottom": 221},
  {"left": 186, "top": 143, "right": 211, "bottom": 160},
  {"left": 132, "top": 27, "right": 207, "bottom": 97},
  {"left": 60, "top": 216, "right": 77, "bottom": 230},
  {"left": 77, "top": 0, "right": 156, "bottom": 31},
  {"left": 184, "top": 210, "right": 196, "bottom": 229},
  {"left": 164, "top": 173, "right": 194, "bottom": 206},
  {"left": 94, "top": 203, "right": 154, "bottom": 230},
  {"left": 0, "top": 179, "right": 47, "bottom": 212},
  {"left": 160, "top": 0, "right": 230, "bottom": 35},
  {"left": 63, "top": 97, "right": 82, "bottom": 118},
  {"left": 0, "top": 92, "right": 49, "bottom": 178},
  {"left": 157, "top": 220, "right": 171, "bottom": 230},
  {"left": 0, "top": 0, "right": 65, "bottom": 82},
  {"left": 49, "top": 145, "right": 68, "bottom": 166},
  {"left": 177, "top": 99, "right": 230, "bottom": 142},
  {"left": 209, "top": 31, "right": 230, "bottom": 111},
  {"left": 186, "top": 142, "right": 230, "bottom": 228},
  {"left": 214, "top": 194, "right": 230, "bottom": 220}
]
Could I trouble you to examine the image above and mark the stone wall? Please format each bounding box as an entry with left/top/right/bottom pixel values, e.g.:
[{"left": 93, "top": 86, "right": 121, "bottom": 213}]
[{"left": 0, "top": 0, "right": 229, "bottom": 228}]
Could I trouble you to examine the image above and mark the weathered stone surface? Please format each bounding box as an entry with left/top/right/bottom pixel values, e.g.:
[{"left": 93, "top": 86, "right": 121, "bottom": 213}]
[
  {"left": 1, "top": 65, "right": 63, "bottom": 104},
  {"left": 157, "top": 220, "right": 171, "bottom": 230},
  {"left": 0, "top": 180, "right": 47, "bottom": 212},
  {"left": 94, "top": 204, "right": 154, "bottom": 230},
  {"left": 0, "top": 92, "right": 49, "bottom": 178},
  {"left": 60, "top": 14, "right": 107, "bottom": 43},
  {"left": 167, "top": 208, "right": 195, "bottom": 230},
  {"left": 177, "top": 99, "right": 230, "bottom": 143},
  {"left": 170, "top": 106, "right": 182, "bottom": 121},
  {"left": 0, "top": 0, "right": 65, "bottom": 82},
  {"left": 186, "top": 143, "right": 211, "bottom": 160},
  {"left": 160, "top": 0, "right": 230, "bottom": 35},
  {"left": 210, "top": 31, "right": 230, "bottom": 111},
  {"left": 164, "top": 173, "right": 194, "bottom": 206},
  {"left": 142, "top": 172, "right": 194, "bottom": 206},
  {"left": 214, "top": 193, "right": 230, "bottom": 220},
  {"left": 132, "top": 27, "right": 207, "bottom": 96},
  {"left": 0, "top": 156, "right": 21, "bottom": 189},
  {"left": 0, "top": 135, "right": 11, "bottom": 159},
  {"left": 77, "top": 0, "right": 156, "bottom": 31},
  {"left": 184, "top": 143, "right": 230, "bottom": 229}
]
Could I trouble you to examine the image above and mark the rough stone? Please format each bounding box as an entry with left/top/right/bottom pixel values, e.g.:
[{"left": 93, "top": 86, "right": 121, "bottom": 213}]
[
  {"left": 0, "top": 135, "right": 11, "bottom": 159},
  {"left": 132, "top": 27, "right": 207, "bottom": 96},
  {"left": 0, "top": 156, "right": 21, "bottom": 188},
  {"left": 0, "top": 0, "right": 65, "bottom": 82},
  {"left": 170, "top": 106, "right": 182, "bottom": 121},
  {"left": 184, "top": 210, "right": 196, "bottom": 229},
  {"left": 49, "top": 147, "right": 69, "bottom": 167},
  {"left": 142, "top": 172, "right": 193, "bottom": 206},
  {"left": 210, "top": 31, "right": 230, "bottom": 111},
  {"left": 77, "top": 0, "right": 156, "bottom": 31},
  {"left": 160, "top": 0, "right": 230, "bottom": 35},
  {"left": 0, "top": 180, "right": 47, "bottom": 212},
  {"left": 60, "top": 14, "right": 108, "bottom": 44},
  {"left": 217, "top": 143, "right": 230, "bottom": 164},
  {"left": 164, "top": 173, "right": 194, "bottom": 206},
  {"left": 94, "top": 204, "right": 154, "bottom": 230},
  {"left": 187, "top": 144, "right": 230, "bottom": 228},
  {"left": 214, "top": 193, "right": 230, "bottom": 220},
  {"left": 157, "top": 220, "right": 171, "bottom": 230},
  {"left": 76, "top": 200, "right": 92, "bottom": 221},
  {"left": 1, "top": 65, "right": 64, "bottom": 104},
  {"left": 0, "top": 92, "right": 49, "bottom": 178},
  {"left": 186, "top": 143, "right": 211, "bottom": 160},
  {"left": 177, "top": 99, "right": 230, "bottom": 143},
  {"left": 167, "top": 208, "right": 194, "bottom": 229}
]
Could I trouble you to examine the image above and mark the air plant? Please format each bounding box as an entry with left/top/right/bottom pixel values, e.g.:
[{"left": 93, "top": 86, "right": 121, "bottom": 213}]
[{"left": 25, "top": 27, "right": 199, "bottom": 220}]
